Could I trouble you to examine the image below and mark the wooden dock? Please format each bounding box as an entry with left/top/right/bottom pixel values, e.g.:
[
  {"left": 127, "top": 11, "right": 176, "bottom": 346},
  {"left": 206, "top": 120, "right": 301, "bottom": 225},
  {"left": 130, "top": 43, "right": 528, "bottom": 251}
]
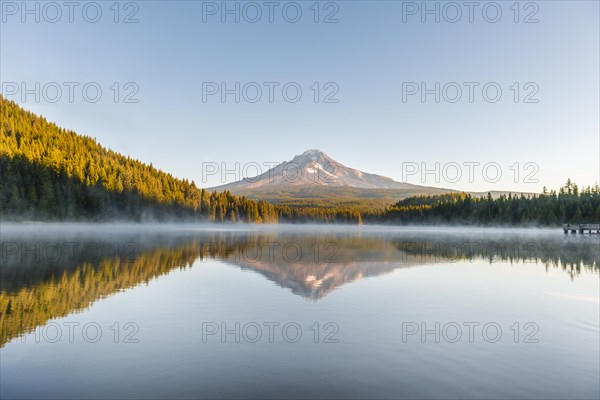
[{"left": 562, "top": 224, "right": 600, "bottom": 234}]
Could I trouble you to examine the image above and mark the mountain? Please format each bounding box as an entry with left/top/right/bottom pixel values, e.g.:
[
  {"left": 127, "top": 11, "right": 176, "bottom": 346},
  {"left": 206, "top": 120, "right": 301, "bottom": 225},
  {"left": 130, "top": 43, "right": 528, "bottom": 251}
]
[
  {"left": 211, "top": 150, "right": 543, "bottom": 209},
  {"left": 214, "top": 149, "right": 428, "bottom": 190},
  {"left": 211, "top": 149, "right": 457, "bottom": 207}
]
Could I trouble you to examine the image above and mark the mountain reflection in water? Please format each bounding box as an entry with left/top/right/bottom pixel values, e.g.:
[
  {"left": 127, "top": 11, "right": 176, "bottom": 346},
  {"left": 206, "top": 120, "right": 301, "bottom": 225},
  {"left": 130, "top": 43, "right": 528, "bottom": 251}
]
[{"left": 1, "top": 224, "right": 598, "bottom": 347}]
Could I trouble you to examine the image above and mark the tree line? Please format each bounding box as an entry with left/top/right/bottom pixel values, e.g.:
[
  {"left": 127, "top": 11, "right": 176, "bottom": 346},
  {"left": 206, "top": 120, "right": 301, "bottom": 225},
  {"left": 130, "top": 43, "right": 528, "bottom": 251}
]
[
  {"left": 375, "top": 181, "right": 600, "bottom": 226},
  {"left": 1, "top": 96, "right": 598, "bottom": 226},
  {"left": 271, "top": 180, "right": 600, "bottom": 226}
]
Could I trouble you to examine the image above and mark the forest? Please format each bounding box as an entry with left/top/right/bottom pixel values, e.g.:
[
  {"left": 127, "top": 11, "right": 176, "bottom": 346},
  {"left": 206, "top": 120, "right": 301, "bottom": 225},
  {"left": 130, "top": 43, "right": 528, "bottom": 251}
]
[
  {"left": 376, "top": 181, "right": 600, "bottom": 226},
  {"left": 1, "top": 96, "right": 598, "bottom": 226},
  {"left": 0, "top": 97, "right": 278, "bottom": 223},
  {"left": 270, "top": 180, "right": 600, "bottom": 225}
]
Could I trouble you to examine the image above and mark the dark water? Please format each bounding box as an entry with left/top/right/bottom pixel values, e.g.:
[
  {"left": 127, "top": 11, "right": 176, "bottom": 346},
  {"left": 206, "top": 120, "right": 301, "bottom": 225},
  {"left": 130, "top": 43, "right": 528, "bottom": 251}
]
[{"left": 1, "top": 224, "right": 598, "bottom": 399}]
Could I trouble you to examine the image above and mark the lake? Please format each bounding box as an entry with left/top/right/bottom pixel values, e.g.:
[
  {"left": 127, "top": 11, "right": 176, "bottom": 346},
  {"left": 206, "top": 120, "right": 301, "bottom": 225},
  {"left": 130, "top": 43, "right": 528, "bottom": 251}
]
[{"left": 1, "top": 224, "right": 598, "bottom": 399}]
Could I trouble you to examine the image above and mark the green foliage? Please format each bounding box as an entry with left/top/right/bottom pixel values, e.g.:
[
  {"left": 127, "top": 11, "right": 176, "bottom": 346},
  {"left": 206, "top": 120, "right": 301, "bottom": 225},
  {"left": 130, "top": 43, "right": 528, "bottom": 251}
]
[
  {"left": 379, "top": 183, "right": 600, "bottom": 226},
  {"left": 0, "top": 97, "right": 277, "bottom": 223},
  {"left": 276, "top": 205, "right": 366, "bottom": 224}
]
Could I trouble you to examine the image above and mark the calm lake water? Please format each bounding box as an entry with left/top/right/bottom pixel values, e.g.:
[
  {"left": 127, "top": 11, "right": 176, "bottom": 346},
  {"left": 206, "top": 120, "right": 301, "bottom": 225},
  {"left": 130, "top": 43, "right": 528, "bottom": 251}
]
[{"left": 1, "top": 224, "right": 598, "bottom": 399}]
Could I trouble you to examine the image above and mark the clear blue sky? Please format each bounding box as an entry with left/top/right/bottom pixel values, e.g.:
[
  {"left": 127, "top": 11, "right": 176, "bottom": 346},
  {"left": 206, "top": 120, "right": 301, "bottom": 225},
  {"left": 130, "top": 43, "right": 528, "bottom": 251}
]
[{"left": 1, "top": 0, "right": 598, "bottom": 192}]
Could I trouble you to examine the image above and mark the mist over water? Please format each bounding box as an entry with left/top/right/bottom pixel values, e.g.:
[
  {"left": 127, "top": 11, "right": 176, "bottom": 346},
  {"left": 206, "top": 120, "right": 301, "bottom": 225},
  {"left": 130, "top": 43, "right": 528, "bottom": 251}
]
[{"left": 1, "top": 224, "right": 598, "bottom": 399}]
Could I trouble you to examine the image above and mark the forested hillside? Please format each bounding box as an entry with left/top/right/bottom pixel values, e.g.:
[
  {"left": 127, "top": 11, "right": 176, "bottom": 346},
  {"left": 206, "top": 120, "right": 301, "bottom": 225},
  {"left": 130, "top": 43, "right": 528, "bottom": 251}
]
[{"left": 0, "top": 97, "right": 278, "bottom": 222}]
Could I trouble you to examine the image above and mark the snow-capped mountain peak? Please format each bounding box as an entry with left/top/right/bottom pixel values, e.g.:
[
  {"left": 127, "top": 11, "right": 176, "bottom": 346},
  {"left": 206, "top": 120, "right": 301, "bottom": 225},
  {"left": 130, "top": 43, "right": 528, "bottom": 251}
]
[{"left": 211, "top": 149, "right": 416, "bottom": 190}]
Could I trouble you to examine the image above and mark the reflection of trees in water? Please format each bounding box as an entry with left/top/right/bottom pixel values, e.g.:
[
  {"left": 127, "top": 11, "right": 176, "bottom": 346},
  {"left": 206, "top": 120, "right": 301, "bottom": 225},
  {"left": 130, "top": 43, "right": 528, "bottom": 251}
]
[
  {"left": 1, "top": 230, "right": 598, "bottom": 346},
  {"left": 223, "top": 233, "right": 599, "bottom": 298},
  {"left": 388, "top": 236, "right": 599, "bottom": 280},
  {"left": 0, "top": 241, "right": 212, "bottom": 347}
]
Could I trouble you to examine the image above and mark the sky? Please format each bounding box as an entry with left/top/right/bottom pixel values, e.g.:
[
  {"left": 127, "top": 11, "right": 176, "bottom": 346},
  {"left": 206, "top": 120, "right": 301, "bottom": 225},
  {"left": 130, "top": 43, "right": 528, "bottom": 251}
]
[{"left": 1, "top": 0, "right": 599, "bottom": 192}]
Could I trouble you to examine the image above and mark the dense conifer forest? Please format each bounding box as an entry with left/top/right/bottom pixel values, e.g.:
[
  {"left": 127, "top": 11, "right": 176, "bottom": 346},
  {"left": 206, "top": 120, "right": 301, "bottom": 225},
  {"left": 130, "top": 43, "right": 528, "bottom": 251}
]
[
  {"left": 0, "top": 97, "right": 278, "bottom": 222},
  {"left": 1, "top": 96, "right": 598, "bottom": 226},
  {"left": 273, "top": 183, "right": 600, "bottom": 225},
  {"left": 375, "top": 182, "right": 600, "bottom": 226}
]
